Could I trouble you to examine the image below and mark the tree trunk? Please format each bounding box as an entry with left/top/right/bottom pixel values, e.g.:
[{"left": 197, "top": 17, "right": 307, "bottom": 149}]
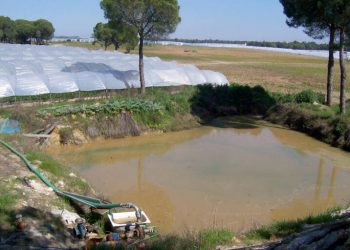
[
  {"left": 138, "top": 34, "right": 146, "bottom": 95},
  {"left": 339, "top": 28, "right": 347, "bottom": 114},
  {"left": 114, "top": 42, "right": 120, "bottom": 51},
  {"left": 326, "top": 25, "right": 335, "bottom": 106}
]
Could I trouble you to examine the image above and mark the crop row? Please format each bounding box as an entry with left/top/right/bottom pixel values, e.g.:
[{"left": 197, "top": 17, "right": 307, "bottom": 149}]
[{"left": 38, "top": 99, "right": 164, "bottom": 117}]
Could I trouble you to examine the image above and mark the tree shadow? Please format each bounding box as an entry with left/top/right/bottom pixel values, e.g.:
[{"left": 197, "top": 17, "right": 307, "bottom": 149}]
[
  {"left": 62, "top": 62, "right": 140, "bottom": 89},
  {"left": 209, "top": 117, "right": 260, "bottom": 129},
  {"left": 189, "top": 84, "right": 293, "bottom": 132},
  {"left": 0, "top": 206, "right": 82, "bottom": 249}
]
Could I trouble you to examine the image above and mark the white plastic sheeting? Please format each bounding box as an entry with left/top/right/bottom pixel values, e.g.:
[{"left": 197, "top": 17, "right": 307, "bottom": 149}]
[
  {"left": 156, "top": 41, "right": 343, "bottom": 59},
  {"left": 0, "top": 44, "right": 229, "bottom": 98}
]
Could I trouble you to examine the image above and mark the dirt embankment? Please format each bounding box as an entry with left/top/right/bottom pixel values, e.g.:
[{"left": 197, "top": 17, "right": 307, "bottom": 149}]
[
  {"left": 0, "top": 142, "right": 88, "bottom": 249},
  {"left": 265, "top": 104, "right": 350, "bottom": 152},
  {"left": 42, "top": 112, "right": 199, "bottom": 146}
]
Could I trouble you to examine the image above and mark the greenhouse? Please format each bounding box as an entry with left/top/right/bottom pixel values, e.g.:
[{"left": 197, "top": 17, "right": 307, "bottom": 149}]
[{"left": 0, "top": 44, "right": 229, "bottom": 98}]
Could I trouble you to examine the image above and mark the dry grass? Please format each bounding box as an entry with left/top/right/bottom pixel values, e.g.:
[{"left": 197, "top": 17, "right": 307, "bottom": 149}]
[
  {"left": 143, "top": 45, "right": 348, "bottom": 96},
  {"left": 54, "top": 42, "right": 349, "bottom": 99}
]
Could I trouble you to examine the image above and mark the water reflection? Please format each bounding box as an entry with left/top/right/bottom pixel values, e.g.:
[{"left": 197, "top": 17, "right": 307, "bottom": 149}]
[
  {"left": 271, "top": 160, "right": 340, "bottom": 222},
  {"left": 97, "top": 156, "right": 176, "bottom": 232},
  {"left": 51, "top": 126, "right": 213, "bottom": 167}
]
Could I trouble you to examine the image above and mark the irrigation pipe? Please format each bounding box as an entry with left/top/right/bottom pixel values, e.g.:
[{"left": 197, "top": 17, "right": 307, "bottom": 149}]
[{"left": 0, "top": 140, "right": 140, "bottom": 212}]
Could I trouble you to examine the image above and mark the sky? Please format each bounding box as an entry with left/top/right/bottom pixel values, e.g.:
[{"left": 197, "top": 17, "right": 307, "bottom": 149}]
[{"left": 0, "top": 0, "right": 317, "bottom": 42}]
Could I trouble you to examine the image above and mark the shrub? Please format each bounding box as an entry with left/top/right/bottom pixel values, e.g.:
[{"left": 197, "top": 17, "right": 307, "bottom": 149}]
[
  {"left": 272, "top": 92, "right": 296, "bottom": 103},
  {"left": 294, "top": 89, "right": 324, "bottom": 104},
  {"left": 251, "top": 85, "right": 276, "bottom": 114},
  {"left": 192, "top": 84, "right": 276, "bottom": 116},
  {"left": 272, "top": 90, "right": 324, "bottom": 105},
  {"left": 265, "top": 103, "right": 350, "bottom": 151},
  {"left": 344, "top": 127, "right": 350, "bottom": 150},
  {"left": 59, "top": 127, "right": 73, "bottom": 145}
]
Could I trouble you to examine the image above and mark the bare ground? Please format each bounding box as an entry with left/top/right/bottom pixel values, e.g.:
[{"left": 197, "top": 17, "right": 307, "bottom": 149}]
[{"left": 0, "top": 144, "right": 85, "bottom": 249}]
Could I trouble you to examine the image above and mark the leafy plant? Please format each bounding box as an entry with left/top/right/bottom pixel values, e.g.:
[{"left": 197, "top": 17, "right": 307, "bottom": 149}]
[
  {"left": 38, "top": 99, "right": 164, "bottom": 117},
  {"left": 294, "top": 89, "right": 324, "bottom": 104}
]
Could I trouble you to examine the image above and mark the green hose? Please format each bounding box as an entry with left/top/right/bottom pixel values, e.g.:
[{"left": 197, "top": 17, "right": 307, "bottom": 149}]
[{"left": 0, "top": 140, "right": 131, "bottom": 210}]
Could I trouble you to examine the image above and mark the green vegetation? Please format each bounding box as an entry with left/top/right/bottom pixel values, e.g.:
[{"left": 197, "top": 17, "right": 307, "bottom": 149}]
[
  {"left": 101, "top": 0, "right": 181, "bottom": 94},
  {"left": 38, "top": 99, "right": 163, "bottom": 117},
  {"left": 272, "top": 89, "right": 325, "bottom": 104},
  {"left": 26, "top": 151, "right": 89, "bottom": 193},
  {"left": 280, "top": 0, "right": 350, "bottom": 113},
  {"left": 192, "top": 84, "right": 276, "bottom": 117},
  {"left": 199, "top": 229, "right": 234, "bottom": 250},
  {"left": 266, "top": 101, "right": 350, "bottom": 150},
  {"left": 50, "top": 42, "right": 350, "bottom": 96},
  {"left": 1, "top": 84, "right": 350, "bottom": 248},
  {"left": 246, "top": 208, "right": 339, "bottom": 241},
  {"left": 0, "top": 90, "right": 109, "bottom": 104},
  {"left": 93, "top": 21, "right": 137, "bottom": 51},
  {"left": 0, "top": 16, "right": 54, "bottom": 44},
  {"left": 147, "top": 229, "right": 234, "bottom": 250},
  {"left": 0, "top": 179, "right": 20, "bottom": 230},
  {"left": 3, "top": 84, "right": 349, "bottom": 152},
  {"left": 58, "top": 127, "right": 74, "bottom": 144},
  {"left": 29, "top": 86, "right": 197, "bottom": 133}
]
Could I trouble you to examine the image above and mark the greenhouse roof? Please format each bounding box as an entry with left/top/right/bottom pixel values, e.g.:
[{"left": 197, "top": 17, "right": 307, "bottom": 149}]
[{"left": 0, "top": 44, "right": 228, "bottom": 98}]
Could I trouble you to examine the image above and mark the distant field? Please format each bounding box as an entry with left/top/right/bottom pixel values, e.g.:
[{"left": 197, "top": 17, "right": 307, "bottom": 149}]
[
  {"left": 55, "top": 42, "right": 349, "bottom": 98},
  {"left": 143, "top": 45, "right": 349, "bottom": 95}
]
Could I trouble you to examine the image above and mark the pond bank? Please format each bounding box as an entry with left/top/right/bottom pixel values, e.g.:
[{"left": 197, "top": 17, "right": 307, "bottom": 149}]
[
  {"left": 1, "top": 84, "right": 350, "bottom": 249},
  {"left": 265, "top": 103, "right": 350, "bottom": 152},
  {"left": 2, "top": 85, "right": 349, "bottom": 152},
  {"left": 47, "top": 116, "right": 350, "bottom": 232},
  {"left": 2, "top": 140, "right": 350, "bottom": 249},
  {"left": 0, "top": 138, "right": 91, "bottom": 249}
]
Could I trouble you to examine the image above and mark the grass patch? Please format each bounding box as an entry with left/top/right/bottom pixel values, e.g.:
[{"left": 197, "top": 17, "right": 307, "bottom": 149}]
[
  {"left": 25, "top": 151, "right": 89, "bottom": 193},
  {"left": 0, "top": 179, "right": 20, "bottom": 230},
  {"left": 147, "top": 229, "right": 234, "bottom": 250},
  {"left": 246, "top": 208, "right": 339, "bottom": 241},
  {"left": 26, "top": 151, "right": 65, "bottom": 177},
  {"left": 199, "top": 229, "right": 234, "bottom": 249}
]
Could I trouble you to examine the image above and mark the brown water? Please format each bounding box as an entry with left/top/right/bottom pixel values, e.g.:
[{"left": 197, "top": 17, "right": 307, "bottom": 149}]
[{"left": 48, "top": 118, "right": 350, "bottom": 233}]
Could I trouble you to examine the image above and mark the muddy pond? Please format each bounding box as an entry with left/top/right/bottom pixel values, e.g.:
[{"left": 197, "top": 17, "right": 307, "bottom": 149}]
[{"left": 48, "top": 118, "right": 350, "bottom": 233}]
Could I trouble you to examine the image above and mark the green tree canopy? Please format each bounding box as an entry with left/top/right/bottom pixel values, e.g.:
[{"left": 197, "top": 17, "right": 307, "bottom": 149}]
[
  {"left": 280, "top": 0, "right": 350, "bottom": 113},
  {"left": 0, "top": 16, "right": 54, "bottom": 45},
  {"left": 101, "top": 0, "right": 181, "bottom": 94},
  {"left": 14, "top": 19, "right": 35, "bottom": 44},
  {"left": 34, "top": 19, "right": 55, "bottom": 44},
  {"left": 93, "top": 21, "right": 138, "bottom": 51},
  {"left": 280, "top": 0, "right": 338, "bottom": 107},
  {"left": 0, "top": 16, "right": 16, "bottom": 43},
  {"left": 93, "top": 22, "right": 113, "bottom": 50}
]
